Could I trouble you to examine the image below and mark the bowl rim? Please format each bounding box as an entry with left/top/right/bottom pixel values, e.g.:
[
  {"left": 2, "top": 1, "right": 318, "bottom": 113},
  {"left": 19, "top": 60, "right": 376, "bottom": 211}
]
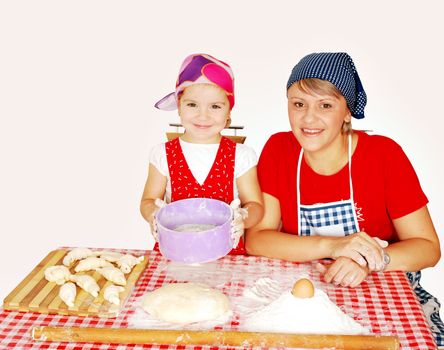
[{"left": 155, "top": 198, "right": 234, "bottom": 235}]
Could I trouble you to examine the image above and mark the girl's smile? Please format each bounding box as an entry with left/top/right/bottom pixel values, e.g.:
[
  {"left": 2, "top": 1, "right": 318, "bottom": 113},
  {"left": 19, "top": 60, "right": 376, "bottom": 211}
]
[{"left": 193, "top": 123, "right": 213, "bottom": 128}]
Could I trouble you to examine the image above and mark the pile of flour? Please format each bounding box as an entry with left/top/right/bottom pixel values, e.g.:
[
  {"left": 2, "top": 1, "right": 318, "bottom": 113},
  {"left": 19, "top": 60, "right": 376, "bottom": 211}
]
[{"left": 241, "top": 288, "right": 369, "bottom": 335}]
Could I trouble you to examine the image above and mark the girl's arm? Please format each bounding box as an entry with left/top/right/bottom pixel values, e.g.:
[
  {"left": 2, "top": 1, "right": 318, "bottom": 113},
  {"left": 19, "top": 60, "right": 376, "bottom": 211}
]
[
  {"left": 236, "top": 166, "right": 264, "bottom": 228},
  {"left": 383, "top": 205, "right": 441, "bottom": 271},
  {"left": 140, "top": 164, "right": 167, "bottom": 225}
]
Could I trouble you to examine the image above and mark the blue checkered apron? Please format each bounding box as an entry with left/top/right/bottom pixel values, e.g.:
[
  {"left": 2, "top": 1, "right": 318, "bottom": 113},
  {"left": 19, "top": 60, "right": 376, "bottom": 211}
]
[{"left": 296, "top": 134, "right": 360, "bottom": 237}]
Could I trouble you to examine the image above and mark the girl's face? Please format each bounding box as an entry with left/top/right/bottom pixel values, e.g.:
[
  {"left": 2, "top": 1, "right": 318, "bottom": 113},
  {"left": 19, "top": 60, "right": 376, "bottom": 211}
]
[
  {"left": 287, "top": 83, "right": 351, "bottom": 155},
  {"left": 178, "top": 84, "right": 230, "bottom": 144}
]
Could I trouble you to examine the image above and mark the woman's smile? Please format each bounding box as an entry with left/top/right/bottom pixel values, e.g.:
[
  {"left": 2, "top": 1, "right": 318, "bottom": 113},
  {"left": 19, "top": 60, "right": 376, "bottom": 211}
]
[{"left": 301, "top": 128, "right": 323, "bottom": 136}]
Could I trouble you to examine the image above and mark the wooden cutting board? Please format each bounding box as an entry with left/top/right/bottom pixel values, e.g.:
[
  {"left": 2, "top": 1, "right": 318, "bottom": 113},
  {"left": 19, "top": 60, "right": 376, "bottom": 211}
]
[{"left": 2, "top": 249, "right": 149, "bottom": 318}]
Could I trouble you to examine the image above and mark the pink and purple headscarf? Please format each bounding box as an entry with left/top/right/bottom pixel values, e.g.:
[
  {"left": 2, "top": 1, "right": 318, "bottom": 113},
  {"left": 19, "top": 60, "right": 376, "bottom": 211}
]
[{"left": 155, "top": 53, "right": 235, "bottom": 111}]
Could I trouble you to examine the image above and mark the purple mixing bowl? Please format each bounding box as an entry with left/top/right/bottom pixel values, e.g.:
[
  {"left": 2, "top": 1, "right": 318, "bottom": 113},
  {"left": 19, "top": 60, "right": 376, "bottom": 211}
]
[{"left": 155, "top": 198, "right": 233, "bottom": 263}]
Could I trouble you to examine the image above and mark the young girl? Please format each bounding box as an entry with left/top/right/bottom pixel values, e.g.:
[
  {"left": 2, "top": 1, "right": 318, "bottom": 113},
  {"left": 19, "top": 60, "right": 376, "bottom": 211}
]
[{"left": 140, "top": 53, "right": 263, "bottom": 254}]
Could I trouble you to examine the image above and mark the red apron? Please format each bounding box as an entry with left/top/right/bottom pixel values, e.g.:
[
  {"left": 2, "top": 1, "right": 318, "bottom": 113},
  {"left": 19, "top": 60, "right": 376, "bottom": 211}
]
[{"left": 155, "top": 136, "right": 246, "bottom": 255}]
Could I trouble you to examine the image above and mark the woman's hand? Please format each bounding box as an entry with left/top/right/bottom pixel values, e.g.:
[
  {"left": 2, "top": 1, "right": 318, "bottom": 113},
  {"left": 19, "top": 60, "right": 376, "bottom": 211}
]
[
  {"left": 317, "top": 257, "right": 370, "bottom": 288},
  {"left": 328, "top": 232, "right": 388, "bottom": 271}
]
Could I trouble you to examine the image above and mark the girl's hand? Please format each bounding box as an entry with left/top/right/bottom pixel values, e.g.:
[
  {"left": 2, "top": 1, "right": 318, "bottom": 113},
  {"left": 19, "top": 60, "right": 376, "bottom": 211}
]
[
  {"left": 329, "top": 231, "right": 388, "bottom": 271},
  {"left": 230, "top": 199, "right": 248, "bottom": 248},
  {"left": 316, "top": 257, "right": 369, "bottom": 288},
  {"left": 148, "top": 198, "right": 166, "bottom": 241}
]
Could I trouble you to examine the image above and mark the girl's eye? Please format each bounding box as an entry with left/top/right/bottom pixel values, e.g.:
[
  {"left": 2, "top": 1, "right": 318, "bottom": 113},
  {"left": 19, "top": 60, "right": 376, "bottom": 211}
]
[
  {"left": 186, "top": 102, "right": 197, "bottom": 107},
  {"left": 321, "top": 103, "right": 332, "bottom": 109},
  {"left": 211, "top": 104, "right": 222, "bottom": 109}
]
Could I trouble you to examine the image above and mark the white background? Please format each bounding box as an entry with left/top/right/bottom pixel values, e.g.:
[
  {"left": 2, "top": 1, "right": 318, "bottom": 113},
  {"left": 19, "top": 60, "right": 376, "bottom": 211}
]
[{"left": 1, "top": 0, "right": 443, "bottom": 310}]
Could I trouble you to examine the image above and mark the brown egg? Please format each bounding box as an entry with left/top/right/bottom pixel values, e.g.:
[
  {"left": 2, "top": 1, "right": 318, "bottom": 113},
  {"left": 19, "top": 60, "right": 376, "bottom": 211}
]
[{"left": 291, "top": 278, "right": 315, "bottom": 298}]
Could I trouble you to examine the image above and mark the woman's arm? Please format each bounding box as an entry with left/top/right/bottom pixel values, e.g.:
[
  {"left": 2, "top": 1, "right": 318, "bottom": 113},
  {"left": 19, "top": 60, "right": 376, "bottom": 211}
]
[
  {"left": 236, "top": 166, "right": 264, "bottom": 228},
  {"left": 318, "top": 206, "right": 441, "bottom": 287},
  {"left": 140, "top": 164, "right": 167, "bottom": 225},
  {"left": 245, "top": 193, "right": 340, "bottom": 261},
  {"left": 384, "top": 205, "right": 441, "bottom": 271},
  {"left": 246, "top": 193, "right": 385, "bottom": 267}
]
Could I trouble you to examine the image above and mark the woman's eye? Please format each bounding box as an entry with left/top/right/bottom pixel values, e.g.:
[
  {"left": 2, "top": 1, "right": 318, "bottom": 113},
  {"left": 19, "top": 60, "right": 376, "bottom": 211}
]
[
  {"left": 187, "top": 102, "right": 197, "bottom": 107},
  {"left": 294, "top": 102, "right": 304, "bottom": 108},
  {"left": 321, "top": 103, "right": 332, "bottom": 109},
  {"left": 211, "top": 104, "right": 221, "bottom": 109}
]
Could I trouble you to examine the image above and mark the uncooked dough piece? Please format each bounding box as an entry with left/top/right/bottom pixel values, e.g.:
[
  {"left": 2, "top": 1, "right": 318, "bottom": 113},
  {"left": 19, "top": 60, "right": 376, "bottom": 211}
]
[
  {"left": 116, "top": 254, "right": 144, "bottom": 273},
  {"left": 70, "top": 274, "right": 100, "bottom": 297},
  {"left": 59, "top": 282, "right": 77, "bottom": 307},
  {"left": 142, "top": 283, "right": 231, "bottom": 324},
  {"left": 63, "top": 248, "right": 98, "bottom": 266},
  {"left": 104, "top": 285, "right": 125, "bottom": 305},
  {"left": 44, "top": 265, "right": 72, "bottom": 285},
  {"left": 99, "top": 251, "right": 123, "bottom": 263},
  {"left": 96, "top": 266, "right": 127, "bottom": 286},
  {"left": 74, "top": 257, "right": 113, "bottom": 272}
]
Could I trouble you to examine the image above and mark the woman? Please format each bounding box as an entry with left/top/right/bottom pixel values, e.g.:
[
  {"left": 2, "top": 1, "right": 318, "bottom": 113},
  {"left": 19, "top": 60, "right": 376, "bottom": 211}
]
[{"left": 246, "top": 52, "right": 443, "bottom": 345}]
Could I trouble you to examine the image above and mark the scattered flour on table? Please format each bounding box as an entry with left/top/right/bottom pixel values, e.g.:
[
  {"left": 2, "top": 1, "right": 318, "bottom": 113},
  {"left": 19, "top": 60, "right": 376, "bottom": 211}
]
[
  {"left": 241, "top": 288, "right": 369, "bottom": 335},
  {"left": 242, "top": 277, "right": 283, "bottom": 303},
  {"left": 174, "top": 224, "right": 217, "bottom": 232}
]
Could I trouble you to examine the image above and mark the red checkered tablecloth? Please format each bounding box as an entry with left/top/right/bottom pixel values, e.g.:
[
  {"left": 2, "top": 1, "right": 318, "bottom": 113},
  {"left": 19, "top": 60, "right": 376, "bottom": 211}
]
[{"left": 0, "top": 249, "right": 437, "bottom": 349}]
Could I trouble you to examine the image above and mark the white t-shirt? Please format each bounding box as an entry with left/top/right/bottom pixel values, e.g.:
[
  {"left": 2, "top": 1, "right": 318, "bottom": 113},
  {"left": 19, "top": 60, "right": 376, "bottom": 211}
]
[{"left": 149, "top": 138, "right": 257, "bottom": 203}]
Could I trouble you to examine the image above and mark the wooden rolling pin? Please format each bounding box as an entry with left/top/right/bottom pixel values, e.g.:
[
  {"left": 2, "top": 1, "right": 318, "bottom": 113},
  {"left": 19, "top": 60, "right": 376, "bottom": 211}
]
[{"left": 31, "top": 326, "right": 399, "bottom": 350}]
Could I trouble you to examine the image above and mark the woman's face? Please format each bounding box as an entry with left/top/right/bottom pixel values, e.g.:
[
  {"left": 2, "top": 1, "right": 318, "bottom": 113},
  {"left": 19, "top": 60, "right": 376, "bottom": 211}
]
[
  {"left": 178, "top": 84, "right": 230, "bottom": 144},
  {"left": 287, "top": 83, "right": 351, "bottom": 154}
]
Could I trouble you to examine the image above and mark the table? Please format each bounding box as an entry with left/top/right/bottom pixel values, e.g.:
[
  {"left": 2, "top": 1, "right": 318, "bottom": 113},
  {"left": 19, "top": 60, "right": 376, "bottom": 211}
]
[{"left": 0, "top": 249, "right": 437, "bottom": 349}]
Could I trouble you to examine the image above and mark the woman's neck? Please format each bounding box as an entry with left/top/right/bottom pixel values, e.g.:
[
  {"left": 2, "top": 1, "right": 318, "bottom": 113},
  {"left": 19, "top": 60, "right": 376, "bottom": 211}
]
[{"left": 304, "top": 133, "right": 354, "bottom": 176}]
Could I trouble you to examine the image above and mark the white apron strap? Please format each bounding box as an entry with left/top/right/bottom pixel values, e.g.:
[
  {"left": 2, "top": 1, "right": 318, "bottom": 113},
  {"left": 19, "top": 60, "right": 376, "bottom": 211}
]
[{"left": 296, "top": 133, "right": 360, "bottom": 235}]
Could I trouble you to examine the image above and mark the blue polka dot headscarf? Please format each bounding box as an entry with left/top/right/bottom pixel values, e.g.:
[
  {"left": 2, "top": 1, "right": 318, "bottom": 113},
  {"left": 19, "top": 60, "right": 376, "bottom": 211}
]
[{"left": 287, "top": 52, "right": 367, "bottom": 119}]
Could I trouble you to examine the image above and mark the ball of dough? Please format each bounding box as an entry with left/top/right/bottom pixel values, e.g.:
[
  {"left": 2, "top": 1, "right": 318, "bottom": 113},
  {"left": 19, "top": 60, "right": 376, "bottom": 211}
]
[{"left": 142, "top": 283, "right": 231, "bottom": 324}]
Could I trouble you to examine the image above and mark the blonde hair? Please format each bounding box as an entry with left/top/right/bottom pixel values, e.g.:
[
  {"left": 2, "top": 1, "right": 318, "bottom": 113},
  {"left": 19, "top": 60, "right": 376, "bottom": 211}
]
[{"left": 293, "top": 78, "right": 352, "bottom": 134}]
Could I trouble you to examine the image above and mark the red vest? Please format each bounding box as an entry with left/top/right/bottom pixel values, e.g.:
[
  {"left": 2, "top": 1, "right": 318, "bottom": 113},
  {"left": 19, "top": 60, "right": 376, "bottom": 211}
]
[
  {"left": 160, "top": 136, "right": 246, "bottom": 255},
  {"left": 166, "top": 136, "right": 235, "bottom": 202}
]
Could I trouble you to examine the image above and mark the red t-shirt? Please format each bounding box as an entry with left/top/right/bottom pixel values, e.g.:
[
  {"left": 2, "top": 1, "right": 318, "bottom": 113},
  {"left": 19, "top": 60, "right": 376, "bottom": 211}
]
[{"left": 257, "top": 130, "right": 428, "bottom": 242}]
